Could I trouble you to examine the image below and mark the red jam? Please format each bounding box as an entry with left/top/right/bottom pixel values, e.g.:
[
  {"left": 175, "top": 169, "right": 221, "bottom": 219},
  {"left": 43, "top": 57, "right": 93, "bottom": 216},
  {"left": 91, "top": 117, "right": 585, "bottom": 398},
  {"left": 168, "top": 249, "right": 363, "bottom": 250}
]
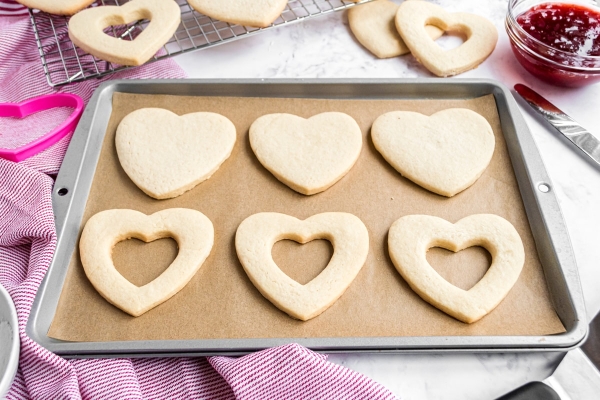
[
  {"left": 509, "top": 2, "right": 600, "bottom": 87},
  {"left": 517, "top": 3, "right": 600, "bottom": 56}
]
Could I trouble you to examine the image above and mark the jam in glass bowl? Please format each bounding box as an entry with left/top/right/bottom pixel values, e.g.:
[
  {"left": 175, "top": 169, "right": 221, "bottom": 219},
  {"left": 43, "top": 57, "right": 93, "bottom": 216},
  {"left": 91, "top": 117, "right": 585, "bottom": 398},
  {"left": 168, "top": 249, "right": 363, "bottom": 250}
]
[{"left": 506, "top": 0, "right": 600, "bottom": 87}]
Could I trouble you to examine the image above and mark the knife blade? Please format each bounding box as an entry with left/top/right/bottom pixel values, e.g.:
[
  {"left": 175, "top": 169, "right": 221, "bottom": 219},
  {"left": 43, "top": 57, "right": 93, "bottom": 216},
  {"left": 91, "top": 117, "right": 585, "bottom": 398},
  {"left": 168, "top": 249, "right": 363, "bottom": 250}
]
[{"left": 514, "top": 84, "right": 600, "bottom": 167}]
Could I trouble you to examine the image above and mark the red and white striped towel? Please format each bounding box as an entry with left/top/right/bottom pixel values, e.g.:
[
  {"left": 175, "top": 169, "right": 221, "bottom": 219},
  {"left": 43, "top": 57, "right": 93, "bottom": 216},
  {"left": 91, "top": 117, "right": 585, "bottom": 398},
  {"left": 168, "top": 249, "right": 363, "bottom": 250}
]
[
  {"left": 0, "top": 6, "right": 397, "bottom": 400},
  {"left": 0, "top": 0, "right": 28, "bottom": 17}
]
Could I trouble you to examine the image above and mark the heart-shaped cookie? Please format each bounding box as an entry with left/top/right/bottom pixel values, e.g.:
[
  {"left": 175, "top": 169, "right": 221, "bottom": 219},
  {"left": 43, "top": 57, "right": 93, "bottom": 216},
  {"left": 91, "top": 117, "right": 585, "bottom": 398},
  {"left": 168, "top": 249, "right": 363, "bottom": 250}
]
[
  {"left": 249, "top": 112, "right": 362, "bottom": 195},
  {"left": 395, "top": 1, "right": 498, "bottom": 76},
  {"left": 79, "top": 208, "right": 214, "bottom": 317},
  {"left": 235, "top": 212, "right": 369, "bottom": 321},
  {"left": 68, "top": 0, "right": 181, "bottom": 66},
  {"left": 16, "top": 0, "right": 94, "bottom": 15},
  {"left": 372, "top": 108, "right": 495, "bottom": 197},
  {"left": 188, "top": 0, "right": 288, "bottom": 28},
  {"left": 116, "top": 108, "right": 236, "bottom": 200},
  {"left": 349, "top": 0, "right": 443, "bottom": 58},
  {"left": 388, "top": 214, "right": 524, "bottom": 323}
]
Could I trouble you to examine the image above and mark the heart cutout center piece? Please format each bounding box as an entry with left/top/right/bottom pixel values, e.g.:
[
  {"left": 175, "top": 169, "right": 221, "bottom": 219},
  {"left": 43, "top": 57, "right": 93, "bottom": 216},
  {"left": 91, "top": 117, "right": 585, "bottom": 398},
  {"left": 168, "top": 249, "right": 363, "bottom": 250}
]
[
  {"left": 236, "top": 212, "right": 369, "bottom": 321},
  {"left": 388, "top": 214, "right": 524, "bottom": 323}
]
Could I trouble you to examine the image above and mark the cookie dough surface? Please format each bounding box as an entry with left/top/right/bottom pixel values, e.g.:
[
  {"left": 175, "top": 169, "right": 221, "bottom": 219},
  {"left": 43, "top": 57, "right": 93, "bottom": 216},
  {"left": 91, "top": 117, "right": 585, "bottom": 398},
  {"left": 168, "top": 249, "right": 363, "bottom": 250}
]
[
  {"left": 68, "top": 0, "right": 181, "bottom": 66},
  {"left": 395, "top": 1, "right": 498, "bottom": 76},
  {"left": 388, "top": 214, "right": 525, "bottom": 323},
  {"left": 235, "top": 212, "right": 369, "bottom": 321},
  {"left": 116, "top": 108, "right": 236, "bottom": 200},
  {"left": 16, "top": 0, "right": 94, "bottom": 15},
  {"left": 188, "top": 0, "right": 288, "bottom": 28},
  {"left": 372, "top": 108, "right": 495, "bottom": 197},
  {"left": 249, "top": 112, "right": 362, "bottom": 195},
  {"left": 80, "top": 208, "right": 214, "bottom": 317},
  {"left": 349, "top": 0, "right": 443, "bottom": 58}
]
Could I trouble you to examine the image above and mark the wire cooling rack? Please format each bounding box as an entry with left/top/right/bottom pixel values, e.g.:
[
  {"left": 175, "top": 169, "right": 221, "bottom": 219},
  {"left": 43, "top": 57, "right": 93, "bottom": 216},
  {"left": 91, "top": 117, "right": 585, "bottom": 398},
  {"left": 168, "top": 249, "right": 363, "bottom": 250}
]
[{"left": 29, "top": 0, "right": 371, "bottom": 87}]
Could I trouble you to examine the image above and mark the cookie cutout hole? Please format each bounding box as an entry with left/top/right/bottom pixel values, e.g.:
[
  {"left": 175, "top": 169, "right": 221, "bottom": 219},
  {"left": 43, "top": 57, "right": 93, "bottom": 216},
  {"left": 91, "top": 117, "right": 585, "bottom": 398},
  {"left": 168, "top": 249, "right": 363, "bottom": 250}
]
[
  {"left": 426, "top": 246, "right": 491, "bottom": 291},
  {"left": 112, "top": 237, "right": 178, "bottom": 287},
  {"left": 434, "top": 31, "right": 466, "bottom": 51},
  {"left": 538, "top": 183, "right": 551, "bottom": 193},
  {"left": 272, "top": 239, "right": 334, "bottom": 285},
  {"left": 103, "top": 22, "right": 146, "bottom": 42}
]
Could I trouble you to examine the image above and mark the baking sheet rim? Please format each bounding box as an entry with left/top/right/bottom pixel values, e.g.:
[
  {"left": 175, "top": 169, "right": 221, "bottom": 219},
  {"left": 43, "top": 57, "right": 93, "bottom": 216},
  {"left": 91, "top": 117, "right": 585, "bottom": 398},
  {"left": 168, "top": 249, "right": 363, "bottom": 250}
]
[{"left": 26, "top": 78, "right": 587, "bottom": 356}]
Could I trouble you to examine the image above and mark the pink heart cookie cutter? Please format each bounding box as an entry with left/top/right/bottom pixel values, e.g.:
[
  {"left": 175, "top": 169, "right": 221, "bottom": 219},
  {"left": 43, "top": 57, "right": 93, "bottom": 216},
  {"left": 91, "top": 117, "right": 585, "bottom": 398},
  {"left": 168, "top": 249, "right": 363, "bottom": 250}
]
[{"left": 0, "top": 93, "right": 84, "bottom": 162}]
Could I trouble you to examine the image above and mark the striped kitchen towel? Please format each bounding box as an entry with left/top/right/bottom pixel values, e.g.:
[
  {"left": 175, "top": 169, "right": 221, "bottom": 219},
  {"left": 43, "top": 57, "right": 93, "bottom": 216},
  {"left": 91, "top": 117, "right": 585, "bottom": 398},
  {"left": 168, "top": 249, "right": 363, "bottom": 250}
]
[
  {"left": 0, "top": 5, "right": 397, "bottom": 400},
  {"left": 0, "top": 0, "right": 28, "bottom": 17},
  {"left": 0, "top": 1, "right": 185, "bottom": 175}
]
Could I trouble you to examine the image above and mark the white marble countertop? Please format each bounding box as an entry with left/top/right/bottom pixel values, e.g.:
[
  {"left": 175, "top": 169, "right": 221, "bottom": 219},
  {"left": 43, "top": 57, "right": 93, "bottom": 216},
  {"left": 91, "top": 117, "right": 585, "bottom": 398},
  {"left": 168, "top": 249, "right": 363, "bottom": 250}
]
[{"left": 173, "top": 1, "right": 600, "bottom": 398}]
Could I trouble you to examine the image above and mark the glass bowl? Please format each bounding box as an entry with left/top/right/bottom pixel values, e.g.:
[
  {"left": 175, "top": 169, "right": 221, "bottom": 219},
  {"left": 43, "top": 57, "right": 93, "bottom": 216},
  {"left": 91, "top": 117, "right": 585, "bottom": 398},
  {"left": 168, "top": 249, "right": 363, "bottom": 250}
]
[{"left": 505, "top": 0, "right": 600, "bottom": 87}]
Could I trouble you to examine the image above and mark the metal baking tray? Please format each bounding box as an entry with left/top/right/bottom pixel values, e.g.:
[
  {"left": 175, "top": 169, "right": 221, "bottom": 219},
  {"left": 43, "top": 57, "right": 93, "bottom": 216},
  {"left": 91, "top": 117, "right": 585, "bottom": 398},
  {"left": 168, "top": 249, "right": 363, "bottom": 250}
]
[{"left": 27, "top": 79, "right": 587, "bottom": 357}]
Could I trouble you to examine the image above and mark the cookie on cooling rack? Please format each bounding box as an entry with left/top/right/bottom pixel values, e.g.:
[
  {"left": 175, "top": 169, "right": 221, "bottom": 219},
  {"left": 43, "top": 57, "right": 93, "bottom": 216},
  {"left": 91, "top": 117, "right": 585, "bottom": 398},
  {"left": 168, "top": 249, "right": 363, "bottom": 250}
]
[
  {"left": 188, "top": 0, "right": 289, "bottom": 28},
  {"left": 68, "top": 0, "right": 181, "bottom": 66},
  {"left": 348, "top": 0, "right": 443, "bottom": 59},
  {"left": 15, "top": 0, "right": 95, "bottom": 15}
]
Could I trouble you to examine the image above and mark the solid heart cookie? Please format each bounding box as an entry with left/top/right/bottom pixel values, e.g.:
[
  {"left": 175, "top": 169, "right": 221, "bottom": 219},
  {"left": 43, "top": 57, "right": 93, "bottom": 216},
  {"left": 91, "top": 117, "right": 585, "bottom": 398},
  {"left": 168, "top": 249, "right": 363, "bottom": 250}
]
[
  {"left": 395, "top": 1, "right": 498, "bottom": 76},
  {"left": 16, "top": 0, "right": 94, "bottom": 15},
  {"left": 68, "top": 0, "right": 181, "bottom": 66},
  {"left": 372, "top": 108, "right": 495, "bottom": 197},
  {"left": 388, "top": 214, "right": 524, "bottom": 323},
  {"left": 348, "top": 0, "right": 443, "bottom": 58},
  {"left": 116, "top": 108, "right": 236, "bottom": 200},
  {"left": 235, "top": 212, "right": 369, "bottom": 321},
  {"left": 249, "top": 112, "right": 362, "bottom": 195},
  {"left": 79, "top": 208, "right": 214, "bottom": 317},
  {"left": 188, "top": 0, "right": 288, "bottom": 28}
]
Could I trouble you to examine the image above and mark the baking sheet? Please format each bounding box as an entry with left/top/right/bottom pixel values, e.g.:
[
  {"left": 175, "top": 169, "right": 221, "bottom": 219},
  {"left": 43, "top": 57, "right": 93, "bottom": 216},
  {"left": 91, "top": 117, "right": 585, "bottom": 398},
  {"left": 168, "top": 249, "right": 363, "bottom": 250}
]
[{"left": 48, "top": 92, "right": 565, "bottom": 342}]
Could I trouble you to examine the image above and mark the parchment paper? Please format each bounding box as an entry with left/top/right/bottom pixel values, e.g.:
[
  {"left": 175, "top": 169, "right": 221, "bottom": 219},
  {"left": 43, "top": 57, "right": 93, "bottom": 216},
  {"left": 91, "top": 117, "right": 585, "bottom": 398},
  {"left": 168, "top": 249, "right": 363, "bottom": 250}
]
[{"left": 48, "top": 93, "right": 565, "bottom": 342}]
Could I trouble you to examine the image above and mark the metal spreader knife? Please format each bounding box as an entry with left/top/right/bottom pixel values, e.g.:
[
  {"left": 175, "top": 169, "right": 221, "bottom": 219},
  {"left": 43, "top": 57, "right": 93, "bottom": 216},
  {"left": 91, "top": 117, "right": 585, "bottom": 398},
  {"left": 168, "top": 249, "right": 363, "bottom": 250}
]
[{"left": 514, "top": 84, "right": 600, "bottom": 167}]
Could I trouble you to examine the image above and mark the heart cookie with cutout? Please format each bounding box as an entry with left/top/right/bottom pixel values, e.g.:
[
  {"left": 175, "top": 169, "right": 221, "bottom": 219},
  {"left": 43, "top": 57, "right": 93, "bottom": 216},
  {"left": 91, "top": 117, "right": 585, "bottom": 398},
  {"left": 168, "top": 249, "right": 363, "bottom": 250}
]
[
  {"left": 388, "top": 214, "right": 524, "bottom": 323},
  {"left": 250, "top": 112, "right": 362, "bottom": 195},
  {"left": 79, "top": 208, "right": 214, "bottom": 317},
  {"left": 349, "top": 0, "right": 443, "bottom": 59},
  {"left": 116, "top": 108, "right": 236, "bottom": 200},
  {"left": 235, "top": 212, "right": 369, "bottom": 321},
  {"left": 16, "top": 0, "right": 94, "bottom": 15},
  {"left": 372, "top": 108, "right": 495, "bottom": 197},
  {"left": 188, "top": 0, "right": 288, "bottom": 28},
  {"left": 68, "top": 0, "right": 181, "bottom": 66},
  {"left": 395, "top": 1, "right": 498, "bottom": 76}
]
